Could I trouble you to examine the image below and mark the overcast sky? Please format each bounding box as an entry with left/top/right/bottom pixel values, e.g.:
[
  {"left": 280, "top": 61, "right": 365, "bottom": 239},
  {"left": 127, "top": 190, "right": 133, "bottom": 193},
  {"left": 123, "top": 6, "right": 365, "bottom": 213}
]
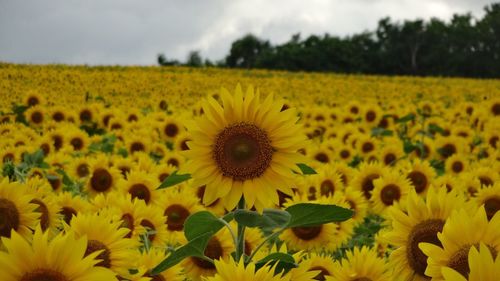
[{"left": 0, "top": 0, "right": 495, "bottom": 65}]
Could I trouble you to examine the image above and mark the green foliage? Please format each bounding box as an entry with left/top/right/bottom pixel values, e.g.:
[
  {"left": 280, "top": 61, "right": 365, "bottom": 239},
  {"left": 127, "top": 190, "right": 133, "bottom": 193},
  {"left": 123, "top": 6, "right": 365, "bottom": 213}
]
[
  {"left": 88, "top": 134, "right": 116, "bottom": 154},
  {"left": 255, "top": 253, "right": 297, "bottom": 274},
  {"left": 296, "top": 163, "right": 317, "bottom": 174},
  {"left": 2, "top": 149, "right": 50, "bottom": 182},
  {"left": 183, "top": 211, "right": 226, "bottom": 241},
  {"left": 285, "top": 203, "right": 354, "bottom": 228},
  {"left": 157, "top": 171, "right": 192, "bottom": 189},
  {"left": 371, "top": 127, "right": 393, "bottom": 137},
  {"left": 234, "top": 209, "right": 291, "bottom": 232}
]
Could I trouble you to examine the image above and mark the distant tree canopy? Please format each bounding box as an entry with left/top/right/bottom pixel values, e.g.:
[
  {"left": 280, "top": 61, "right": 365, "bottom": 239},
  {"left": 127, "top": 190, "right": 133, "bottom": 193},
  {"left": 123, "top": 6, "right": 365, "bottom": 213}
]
[{"left": 159, "top": 3, "right": 500, "bottom": 78}]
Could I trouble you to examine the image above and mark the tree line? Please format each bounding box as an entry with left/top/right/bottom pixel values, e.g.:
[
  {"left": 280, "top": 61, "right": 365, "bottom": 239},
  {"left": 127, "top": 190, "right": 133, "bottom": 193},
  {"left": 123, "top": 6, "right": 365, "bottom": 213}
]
[{"left": 158, "top": 3, "right": 500, "bottom": 78}]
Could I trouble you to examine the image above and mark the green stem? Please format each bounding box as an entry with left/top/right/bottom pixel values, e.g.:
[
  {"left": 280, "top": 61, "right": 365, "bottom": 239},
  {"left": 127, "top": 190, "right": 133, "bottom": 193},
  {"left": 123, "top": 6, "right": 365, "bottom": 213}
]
[
  {"left": 235, "top": 197, "right": 246, "bottom": 261},
  {"left": 218, "top": 217, "right": 238, "bottom": 251},
  {"left": 247, "top": 228, "right": 285, "bottom": 262}
]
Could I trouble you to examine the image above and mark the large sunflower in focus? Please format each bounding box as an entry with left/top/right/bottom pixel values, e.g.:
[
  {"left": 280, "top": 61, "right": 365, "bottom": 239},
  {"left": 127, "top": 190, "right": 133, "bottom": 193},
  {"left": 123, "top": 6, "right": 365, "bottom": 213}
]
[{"left": 184, "top": 85, "right": 306, "bottom": 211}]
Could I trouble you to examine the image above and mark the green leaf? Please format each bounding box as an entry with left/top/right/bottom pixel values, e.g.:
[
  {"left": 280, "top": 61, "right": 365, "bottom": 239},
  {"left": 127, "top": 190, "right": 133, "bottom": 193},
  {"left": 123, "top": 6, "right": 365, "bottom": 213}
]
[
  {"left": 184, "top": 211, "right": 225, "bottom": 241},
  {"left": 403, "top": 140, "right": 416, "bottom": 154},
  {"left": 255, "top": 253, "right": 297, "bottom": 274},
  {"left": 117, "top": 148, "right": 128, "bottom": 158},
  {"left": 234, "top": 209, "right": 291, "bottom": 231},
  {"left": 348, "top": 155, "right": 362, "bottom": 168},
  {"left": 371, "top": 127, "right": 393, "bottom": 137},
  {"left": 296, "top": 163, "right": 317, "bottom": 175},
  {"left": 428, "top": 124, "right": 445, "bottom": 135},
  {"left": 157, "top": 171, "right": 191, "bottom": 189},
  {"left": 285, "top": 203, "right": 353, "bottom": 228},
  {"left": 151, "top": 232, "right": 213, "bottom": 275},
  {"left": 395, "top": 113, "right": 415, "bottom": 123}
]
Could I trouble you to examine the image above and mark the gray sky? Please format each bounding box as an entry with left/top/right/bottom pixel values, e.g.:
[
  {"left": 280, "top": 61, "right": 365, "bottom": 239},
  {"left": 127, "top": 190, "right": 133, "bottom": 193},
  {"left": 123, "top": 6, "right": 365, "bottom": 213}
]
[{"left": 0, "top": 0, "right": 495, "bottom": 65}]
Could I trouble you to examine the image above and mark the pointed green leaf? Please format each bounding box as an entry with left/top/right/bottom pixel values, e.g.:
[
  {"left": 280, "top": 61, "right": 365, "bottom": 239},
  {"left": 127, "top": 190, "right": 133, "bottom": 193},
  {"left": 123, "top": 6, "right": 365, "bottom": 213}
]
[
  {"left": 234, "top": 209, "right": 290, "bottom": 231},
  {"left": 255, "top": 253, "right": 297, "bottom": 274},
  {"left": 184, "top": 211, "right": 225, "bottom": 241},
  {"left": 296, "top": 163, "right": 317, "bottom": 175},
  {"left": 395, "top": 113, "right": 415, "bottom": 123},
  {"left": 151, "top": 232, "right": 213, "bottom": 275},
  {"left": 157, "top": 171, "right": 191, "bottom": 189},
  {"left": 285, "top": 203, "right": 353, "bottom": 228}
]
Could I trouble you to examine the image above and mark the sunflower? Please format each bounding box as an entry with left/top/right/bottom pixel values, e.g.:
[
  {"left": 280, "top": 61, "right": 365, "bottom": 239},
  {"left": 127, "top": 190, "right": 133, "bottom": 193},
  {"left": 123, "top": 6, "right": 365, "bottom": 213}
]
[
  {"left": 67, "top": 128, "right": 90, "bottom": 152},
  {"left": 151, "top": 163, "right": 177, "bottom": 184},
  {"left": 343, "top": 187, "right": 369, "bottom": 224},
  {"left": 23, "top": 91, "right": 45, "bottom": 107},
  {"left": 155, "top": 188, "right": 203, "bottom": 245},
  {"left": 160, "top": 117, "right": 184, "bottom": 141},
  {"left": 184, "top": 85, "right": 306, "bottom": 211},
  {"left": 175, "top": 131, "right": 193, "bottom": 151},
  {"left": 313, "top": 165, "right": 345, "bottom": 198},
  {"left": 471, "top": 166, "right": 498, "bottom": 187},
  {"left": 25, "top": 177, "right": 61, "bottom": 233},
  {"left": 0, "top": 178, "right": 39, "bottom": 239},
  {"left": 134, "top": 204, "right": 170, "bottom": 248},
  {"left": 299, "top": 253, "right": 336, "bottom": 281},
  {"left": 404, "top": 160, "right": 436, "bottom": 196},
  {"left": 183, "top": 228, "right": 235, "bottom": 281},
  {"left": 383, "top": 187, "right": 466, "bottom": 281},
  {"left": 380, "top": 144, "right": 404, "bottom": 166},
  {"left": 24, "top": 105, "right": 46, "bottom": 127},
  {"left": 371, "top": 170, "right": 411, "bottom": 214},
  {"left": 86, "top": 156, "right": 121, "bottom": 196},
  {"left": 49, "top": 105, "right": 67, "bottom": 122},
  {"left": 419, "top": 206, "right": 500, "bottom": 280},
  {"left": 68, "top": 155, "right": 91, "bottom": 179},
  {"left": 441, "top": 243, "right": 500, "bottom": 281},
  {"left": 327, "top": 246, "right": 392, "bottom": 281},
  {"left": 474, "top": 182, "right": 500, "bottom": 220},
  {"left": 0, "top": 226, "right": 118, "bottom": 281},
  {"left": 118, "top": 170, "right": 159, "bottom": 205},
  {"left": 55, "top": 191, "right": 91, "bottom": 225},
  {"left": 203, "top": 258, "right": 288, "bottom": 281},
  {"left": 68, "top": 212, "right": 139, "bottom": 276},
  {"left": 351, "top": 162, "right": 388, "bottom": 200},
  {"left": 444, "top": 154, "right": 469, "bottom": 176},
  {"left": 356, "top": 135, "right": 379, "bottom": 158}
]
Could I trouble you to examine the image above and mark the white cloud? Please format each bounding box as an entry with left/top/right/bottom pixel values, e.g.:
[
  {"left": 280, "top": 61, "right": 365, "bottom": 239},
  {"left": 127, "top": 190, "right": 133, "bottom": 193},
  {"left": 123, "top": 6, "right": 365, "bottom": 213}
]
[{"left": 0, "top": 0, "right": 494, "bottom": 65}]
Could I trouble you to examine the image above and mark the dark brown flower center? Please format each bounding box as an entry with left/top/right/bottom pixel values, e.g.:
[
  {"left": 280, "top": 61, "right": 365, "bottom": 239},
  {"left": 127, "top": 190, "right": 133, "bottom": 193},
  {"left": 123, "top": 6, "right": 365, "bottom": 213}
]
[
  {"left": 20, "top": 269, "right": 67, "bottom": 281},
  {"left": 492, "top": 103, "right": 500, "bottom": 116},
  {"left": 380, "top": 184, "right": 401, "bottom": 205},
  {"left": 192, "top": 237, "right": 223, "bottom": 269},
  {"left": 291, "top": 225, "right": 323, "bottom": 240},
  {"left": 52, "top": 112, "right": 65, "bottom": 122},
  {"left": 79, "top": 110, "right": 92, "bottom": 122},
  {"left": 448, "top": 244, "right": 498, "bottom": 278},
  {"left": 484, "top": 197, "right": 500, "bottom": 221},
  {"left": 340, "top": 149, "right": 350, "bottom": 159},
  {"left": 128, "top": 183, "right": 151, "bottom": 204},
  {"left": 130, "top": 142, "right": 145, "bottom": 153},
  {"left": 478, "top": 176, "right": 493, "bottom": 187},
  {"left": 47, "top": 175, "right": 61, "bottom": 191},
  {"left": 440, "top": 144, "right": 456, "bottom": 158},
  {"left": 351, "top": 278, "right": 372, "bottom": 281},
  {"left": 320, "top": 180, "right": 335, "bottom": 197},
  {"left": 366, "top": 111, "right": 376, "bottom": 122},
  {"left": 167, "top": 158, "right": 179, "bottom": 167},
  {"left": 408, "top": 219, "right": 444, "bottom": 276},
  {"left": 384, "top": 153, "right": 397, "bottom": 165},
  {"left": 76, "top": 164, "right": 89, "bottom": 177},
  {"left": 362, "top": 142, "right": 374, "bottom": 153},
  {"left": 90, "top": 168, "right": 113, "bottom": 192},
  {"left": 70, "top": 138, "right": 84, "bottom": 150},
  {"left": 164, "top": 204, "right": 190, "bottom": 231},
  {"left": 407, "top": 171, "right": 428, "bottom": 194},
  {"left": 213, "top": 123, "right": 273, "bottom": 181},
  {"left": 159, "top": 172, "right": 170, "bottom": 183},
  {"left": 310, "top": 266, "right": 331, "bottom": 281},
  {"left": 451, "top": 161, "right": 464, "bottom": 173},
  {"left": 85, "top": 240, "right": 112, "bottom": 268},
  {"left": 164, "top": 123, "right": 179, "bottom": 138},
  {"left": 27, "top": 96, "right": 40, "bottom": 106},
  {"left": 31, "top": 199, "right": 50, "bottom": 231},
  {"left": 315, "top": 152, "right": 329, "bottom": 163},
  {"left": 59, "top": 207, "right": 77, "bottom": 224},
  {"left": 361, "top": 174, "right": 380, "bottom": 199},
  {"left": 52, "top": 135, "right": 63, "bottom": 151},
  {"left": 120, "top": 213, "right": 134, "bottom": 238},
  {"left": 180, "top": 139, "right": 190, "bottom": 151},
  {"left": 31, "top": 111, "right": 44, "bottom": 124},
  {"left": 0, "top": 198, "right": 20, "bottom": 238}
]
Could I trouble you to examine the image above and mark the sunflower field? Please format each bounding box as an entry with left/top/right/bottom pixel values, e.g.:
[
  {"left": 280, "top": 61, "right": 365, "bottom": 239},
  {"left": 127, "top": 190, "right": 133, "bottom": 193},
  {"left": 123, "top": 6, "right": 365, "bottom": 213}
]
[{"left": 0, "top": 63, "right": 499, "bottom": 281}]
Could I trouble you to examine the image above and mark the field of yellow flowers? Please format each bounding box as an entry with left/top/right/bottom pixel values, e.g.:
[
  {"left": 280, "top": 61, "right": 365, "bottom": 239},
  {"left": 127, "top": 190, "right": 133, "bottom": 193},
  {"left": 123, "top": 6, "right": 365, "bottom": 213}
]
[{"left": 0, "top": 62, "right": 499, "bottom": 281}]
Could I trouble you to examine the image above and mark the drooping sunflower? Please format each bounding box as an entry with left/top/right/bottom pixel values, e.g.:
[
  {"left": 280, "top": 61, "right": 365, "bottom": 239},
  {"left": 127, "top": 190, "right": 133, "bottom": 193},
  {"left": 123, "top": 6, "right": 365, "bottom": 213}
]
[
  {"left": 419, "top": 206, "right": 500, "bottom": 280},
  {"left": 0, "top": 226, "right": 118, "bottom": 281},
  {"left": 68, "top": 212, "right": 139, "bottom": 276},
  {"left": 184, "top": 85, "right": 306, "bottom": 211},
  {"left": 383, "top": 187, "right": 466, "bottom": 281},
  {"left": 0, "top": 178, "right": 39, "bottom": 240},
  {"left": 327, "top": 246, "right": 393, "bottom": 281},
  {"left": 441, "top": 243, "right": 500, "bottom": 281}
]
